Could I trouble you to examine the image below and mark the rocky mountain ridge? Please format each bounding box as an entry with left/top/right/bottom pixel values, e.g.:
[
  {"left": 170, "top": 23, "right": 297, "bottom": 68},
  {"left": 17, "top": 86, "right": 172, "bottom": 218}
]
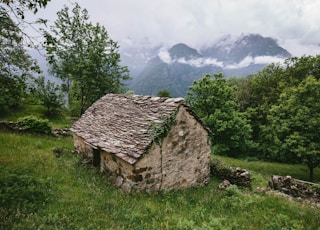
[{"left": 122, "top": 34, "right": 292, "bottom": 97}]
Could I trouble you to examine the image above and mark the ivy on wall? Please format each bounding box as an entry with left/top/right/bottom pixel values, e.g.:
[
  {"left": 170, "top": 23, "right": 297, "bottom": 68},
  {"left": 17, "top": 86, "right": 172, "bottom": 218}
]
[{"left": 148, "top": 108, "right": 178, "bottom": 145}]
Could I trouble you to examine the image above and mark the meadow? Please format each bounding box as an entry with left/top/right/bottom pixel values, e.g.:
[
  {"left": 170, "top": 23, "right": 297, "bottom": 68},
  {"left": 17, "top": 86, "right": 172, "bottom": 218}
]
[{"left": 1, "top": 130, "right": 320, "bottom": 229}]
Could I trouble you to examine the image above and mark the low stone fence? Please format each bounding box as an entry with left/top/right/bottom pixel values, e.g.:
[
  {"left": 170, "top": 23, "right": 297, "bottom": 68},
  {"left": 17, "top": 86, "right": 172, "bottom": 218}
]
[
  {"left": 52, "top": 128, "right": 71, "bottom": 137},
  {"left": 0, "top": 120, "right": 71, "bottom": 137},
  {"left": 0, "top": 121, "right": 21, "bottom": 131},
  {"left": 268, "top": 175, "right": 320, "bottom": 202},
  {"left": 210, "top": 159, "right": 251, "bottom": 189}
]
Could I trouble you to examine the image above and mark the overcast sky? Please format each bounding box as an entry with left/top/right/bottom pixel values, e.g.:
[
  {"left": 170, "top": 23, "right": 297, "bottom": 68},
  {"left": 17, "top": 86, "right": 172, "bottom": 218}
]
[{"left": 30, "top": 0, "right": 320, "bottom": 56}]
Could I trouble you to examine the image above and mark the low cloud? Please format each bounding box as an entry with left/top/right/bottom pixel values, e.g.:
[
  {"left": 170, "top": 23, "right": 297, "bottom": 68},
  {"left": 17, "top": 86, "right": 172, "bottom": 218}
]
[
  {"left": 158, "top": 50, "right": 172, "bottom": 64},
  {"left": 225, "top": 55, "right": 286, "bottom": 69},
  {"left": 158, "top": 50, "right": 223, "bottom": 68},
  {"left": 159, "top": 49, "right": 287, "bottom": 69},
  {"left": 177, "top": 57, "right": 224, "bottom": 68}
]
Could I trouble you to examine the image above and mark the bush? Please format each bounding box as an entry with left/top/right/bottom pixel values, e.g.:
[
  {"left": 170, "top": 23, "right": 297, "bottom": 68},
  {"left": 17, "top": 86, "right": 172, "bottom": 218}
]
[{"left": 17, "top": 115, "right": 52, "bottom": 134}]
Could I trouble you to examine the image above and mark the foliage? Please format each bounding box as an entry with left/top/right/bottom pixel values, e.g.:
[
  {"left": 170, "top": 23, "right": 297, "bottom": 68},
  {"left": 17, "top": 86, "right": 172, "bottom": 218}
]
[
  {"left": 0, "top": 0, "right": 51, "bottom": 113},
  {"left": 264, "top": 76, "right": 320, "bottom": 181},
  {"left": 228, "top": 76, "right": 252, "bottom": 112},
  {"left": 43, "top": 3, "right": 130, "bottom": 116},
  {"left": 1, "top": 0, "right": 50, "bottom": 18},
  {"left": 17, "top": 115, "right": 52, "bottom": 134},
  {"left": 248, "top": 55, "right": 320, "bottom": 145},
  {"left": 0, "top": 6, "right": 41, "bottom": 112},
  {"left": 157, "top": 88, "right": 172, "bottom": 98},
  {"left": 245, "top": 63, "right": 285, "bottom": 142},
  {"left": 148, "top": 109, "right": 178, "bottom": 144},
  {"left": 31, "top": 76, "right": 65, "bottom": 115},
  {"left": 283, "top": 55, "right": 320, "bottom": 85},
  {"left": 1, "top": 131, "right": 319, "bottom": 229},
  {"left": 186, "top": 73, "right": 255, "bottom": 157}
]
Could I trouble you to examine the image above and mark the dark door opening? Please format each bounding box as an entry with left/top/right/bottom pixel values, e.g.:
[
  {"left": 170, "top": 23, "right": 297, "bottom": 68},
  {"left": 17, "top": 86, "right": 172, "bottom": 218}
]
[{"left": 93, "top": 148, "right": 101, "bottom": 167}]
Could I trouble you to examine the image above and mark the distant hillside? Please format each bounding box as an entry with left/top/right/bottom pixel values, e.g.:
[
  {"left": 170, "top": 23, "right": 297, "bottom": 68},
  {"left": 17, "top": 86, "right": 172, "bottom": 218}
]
[{"left": 127, "top": 34, "right": 292, "bottom": 97}]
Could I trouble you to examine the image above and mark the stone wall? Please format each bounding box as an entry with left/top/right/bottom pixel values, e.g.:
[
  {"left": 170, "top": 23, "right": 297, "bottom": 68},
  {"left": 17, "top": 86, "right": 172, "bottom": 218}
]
[
  {"left": 268, "top": 175, "right": 320, "bottom": 203},
  {"left": 0, "top": 121, "right": 20, "bottom": 131},
  {"left": 129, "top": 144, "right": 162, "bottom": 193},
  {"left": 73, "top": 134, "right": 94, "bottom": 161},
  {"left": 160, "top": 106, "right": 211, "bottom": 190},
  {"left": 211, "top": 159, "right": 251, "bottom": 188}
]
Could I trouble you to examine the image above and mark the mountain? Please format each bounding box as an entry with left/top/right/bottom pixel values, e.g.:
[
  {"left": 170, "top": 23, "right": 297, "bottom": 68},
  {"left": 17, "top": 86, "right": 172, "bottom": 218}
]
[
  {"left": 168, "top": 43, "right": 202, "bottom": 59},
  {"left": 119, "top": 41, "right": 162, "bottom": 80},
  {"left": 126, "top": 34, "right": 292, "bottom": 97},
  {"left": 129, "top": 44, "right": 222, "bottom": 97},
  {"left": 201, "top": 34, "right": 291, "bottom": 64}
]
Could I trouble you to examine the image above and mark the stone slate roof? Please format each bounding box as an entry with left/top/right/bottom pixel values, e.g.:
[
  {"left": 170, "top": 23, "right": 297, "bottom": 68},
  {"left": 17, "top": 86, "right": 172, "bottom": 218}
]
[{"left": 70, "top": 94, "right": 185, "bottom": 165}]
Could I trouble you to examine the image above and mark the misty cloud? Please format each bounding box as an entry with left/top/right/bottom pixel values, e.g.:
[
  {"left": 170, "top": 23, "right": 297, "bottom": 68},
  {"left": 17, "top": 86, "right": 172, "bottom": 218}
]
[
  {"left": 158, "top": 48, "right": 286, "bottom": 69},
  {"left": 158, "top": 50, "right": 172, "bottom": 64},
  {"left": 158, "top": 50, "right": 223, "bottom": 68},
  {"left": 177, "top": 57, "right": 224, "bottom": 68},
  {"left": 225, "top": 56, "right": 286, "bottom": 69}
]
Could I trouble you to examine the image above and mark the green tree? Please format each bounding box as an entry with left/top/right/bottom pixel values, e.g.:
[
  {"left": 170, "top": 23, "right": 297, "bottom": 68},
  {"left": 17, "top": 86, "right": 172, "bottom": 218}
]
[
  {"left": 228, "top": 76, "right": 252, "bottom": 112},
  {"left": 157, "top": 89, "right": 172, "bottom": 98},
  {"left": 283, "top": 55, "right": 320, "bottom": 85},
  {"left": 265, "top": 76, "right": 320, "bottom": 181},
  {"left": 0, "top": 0, "right": 48, "bottom": 112},
  {"left": 32, "top": 76, "right": 64, "bottom": 115},
  {"left": 186, "top": 73, "right": 255, "bottom": 157},
  {"left": 43, "top": 3, "right": 130, "bottom": 116},
  {"left": 247, "top": 55, "right": 320, "bottom": 159},
  {"left": 247, "top": 63, "right": 285, "bottom": 140}
]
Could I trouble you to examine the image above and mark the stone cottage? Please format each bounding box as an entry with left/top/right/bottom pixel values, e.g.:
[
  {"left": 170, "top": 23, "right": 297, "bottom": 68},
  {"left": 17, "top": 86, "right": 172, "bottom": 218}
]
[{"left": 70, "top": 94, "right": 211, "bottom": 193}]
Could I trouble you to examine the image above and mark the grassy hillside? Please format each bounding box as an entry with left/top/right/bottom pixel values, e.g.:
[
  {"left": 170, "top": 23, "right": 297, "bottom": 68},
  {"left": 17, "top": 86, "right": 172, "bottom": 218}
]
[
  {"left": 1, "top": 131, "right": 320, "bottom": 229},
  {"left": 0, "top": 102, "right": 73, "bottom": 129}
]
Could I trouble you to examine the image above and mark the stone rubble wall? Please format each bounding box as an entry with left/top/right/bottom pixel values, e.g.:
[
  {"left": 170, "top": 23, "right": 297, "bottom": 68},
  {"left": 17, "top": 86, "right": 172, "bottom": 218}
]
[
  {"left": 0, "top": 121, "right": 21, "bottom": 131},
  {"left": 211, "top": 159, "right": 251, "bottom": 188},
  {"left": 52, "top": 128, "right": 71, "bottom": 137},
  {"left": 0, "top": 120, "right": 71, "bottom": 137},
  {"left": 268, "top": 175, "right": 320, "bottom": 202}
]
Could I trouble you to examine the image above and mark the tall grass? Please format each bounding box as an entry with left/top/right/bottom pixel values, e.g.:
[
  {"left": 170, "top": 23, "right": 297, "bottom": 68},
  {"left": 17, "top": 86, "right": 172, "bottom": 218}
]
[{"left": 1, "top": 131, "right": 320, "bottom": 229}]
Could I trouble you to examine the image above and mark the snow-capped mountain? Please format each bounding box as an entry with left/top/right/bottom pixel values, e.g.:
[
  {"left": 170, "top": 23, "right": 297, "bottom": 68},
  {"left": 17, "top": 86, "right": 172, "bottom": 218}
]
[{"left": 123, "top": 34, "right": 292, "bottom": 97}]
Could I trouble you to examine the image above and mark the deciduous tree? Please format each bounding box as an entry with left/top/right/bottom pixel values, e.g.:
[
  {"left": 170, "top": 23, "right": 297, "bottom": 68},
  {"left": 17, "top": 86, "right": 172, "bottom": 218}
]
[
  {"left": 186, "top": 73, "right": 255, "bottom": 157},
  {"left": 265, "top": 76, "right": 320, "bottom": 181},
  {"left": 43, "top": 3, "right": 130, "bottom": 116},
  {"left": 31, "top": 76, "right": 64, "bottom": 115},
  {"left": 0, "top": 0, "right": 48, "bottom": 112}
]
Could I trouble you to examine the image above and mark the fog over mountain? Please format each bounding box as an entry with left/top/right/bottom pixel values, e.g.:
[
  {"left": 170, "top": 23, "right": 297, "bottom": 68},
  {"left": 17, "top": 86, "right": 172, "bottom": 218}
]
[{"left": 126, "top": 34, "right": 292, "bottom": 97}]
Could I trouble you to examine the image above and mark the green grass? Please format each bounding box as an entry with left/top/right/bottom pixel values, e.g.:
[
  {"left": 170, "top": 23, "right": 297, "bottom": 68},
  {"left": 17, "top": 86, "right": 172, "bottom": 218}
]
[
  {"left": 213, "top": 155, "right": 320, "bottom": 188},
  {"left": 1, "top": 131, "right": 320, "bottom": 229}
]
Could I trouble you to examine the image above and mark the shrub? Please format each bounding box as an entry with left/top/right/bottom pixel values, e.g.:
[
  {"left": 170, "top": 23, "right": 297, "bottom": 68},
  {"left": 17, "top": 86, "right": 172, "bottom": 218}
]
[{"left": 17, "top": 115, "right": 52, "bottom": 134}]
